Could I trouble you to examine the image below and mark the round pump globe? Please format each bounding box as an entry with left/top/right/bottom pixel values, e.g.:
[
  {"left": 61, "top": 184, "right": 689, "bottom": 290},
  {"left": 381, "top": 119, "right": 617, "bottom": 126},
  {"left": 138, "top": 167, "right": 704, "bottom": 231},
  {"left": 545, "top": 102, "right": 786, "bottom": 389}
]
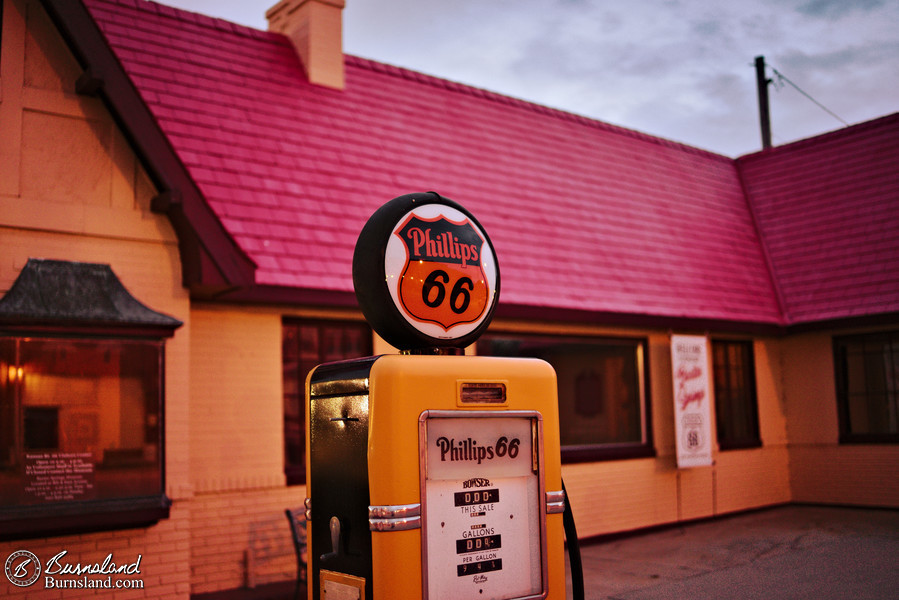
[{"left": 352, "top": 192, "right": 501, "bottom": 351}]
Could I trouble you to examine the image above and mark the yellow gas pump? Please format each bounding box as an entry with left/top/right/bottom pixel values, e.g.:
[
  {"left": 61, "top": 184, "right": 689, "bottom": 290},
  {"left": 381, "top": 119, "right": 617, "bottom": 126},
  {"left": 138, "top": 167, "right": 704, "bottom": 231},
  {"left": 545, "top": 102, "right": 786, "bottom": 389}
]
[{"left": 306, "top": 192, "right": 566, "bottom": 600}]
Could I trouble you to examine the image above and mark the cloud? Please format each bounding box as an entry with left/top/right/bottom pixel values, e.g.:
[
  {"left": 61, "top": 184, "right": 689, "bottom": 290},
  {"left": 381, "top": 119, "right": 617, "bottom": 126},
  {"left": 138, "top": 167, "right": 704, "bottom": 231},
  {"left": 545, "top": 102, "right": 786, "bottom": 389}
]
[
  {"left": 797, "top": 0, "right": 885, "bottom": 19},
  {"left": 158, "top": 0, "right": 899, "bottom": 156}
]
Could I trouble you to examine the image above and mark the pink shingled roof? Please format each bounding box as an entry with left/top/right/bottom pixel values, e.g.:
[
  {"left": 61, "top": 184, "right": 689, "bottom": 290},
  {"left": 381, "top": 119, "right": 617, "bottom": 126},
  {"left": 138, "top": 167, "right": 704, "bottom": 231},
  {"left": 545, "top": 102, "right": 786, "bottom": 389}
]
[
  {"left": 738, "top": 114, "right": 899, "bottom": 325},
  {"left": 81, "top": 0, "right": 895, "bottom": 328}
]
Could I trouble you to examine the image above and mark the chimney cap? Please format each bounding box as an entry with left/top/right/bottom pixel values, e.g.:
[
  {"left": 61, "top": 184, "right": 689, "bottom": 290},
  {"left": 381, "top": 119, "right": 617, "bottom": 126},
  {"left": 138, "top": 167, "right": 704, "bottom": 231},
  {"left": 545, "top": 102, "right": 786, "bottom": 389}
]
[
  {"left": 266, "top": 0, "right": 345, "bottom": 20},
  {"left": 266, "top": 0, "right": 346, "bottom": 90}
]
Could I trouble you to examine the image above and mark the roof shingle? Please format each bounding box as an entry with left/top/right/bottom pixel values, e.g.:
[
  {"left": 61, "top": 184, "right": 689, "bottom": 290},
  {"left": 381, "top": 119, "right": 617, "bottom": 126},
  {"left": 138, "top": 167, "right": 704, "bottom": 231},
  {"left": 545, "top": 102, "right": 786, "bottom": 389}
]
[
  {"left": 82, "top": 0, "right": 897, "bottom": 328},
  {"left": 738, "top": 114, "right": 899, "bottom": 325}
]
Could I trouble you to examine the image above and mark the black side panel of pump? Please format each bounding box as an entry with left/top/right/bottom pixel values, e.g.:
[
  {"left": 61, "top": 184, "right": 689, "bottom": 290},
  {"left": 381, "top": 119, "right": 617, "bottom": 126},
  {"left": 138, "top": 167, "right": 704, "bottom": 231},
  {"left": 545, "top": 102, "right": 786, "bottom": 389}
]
[{"left": 309, "top": 356, "right": 379, "bottom": 599}]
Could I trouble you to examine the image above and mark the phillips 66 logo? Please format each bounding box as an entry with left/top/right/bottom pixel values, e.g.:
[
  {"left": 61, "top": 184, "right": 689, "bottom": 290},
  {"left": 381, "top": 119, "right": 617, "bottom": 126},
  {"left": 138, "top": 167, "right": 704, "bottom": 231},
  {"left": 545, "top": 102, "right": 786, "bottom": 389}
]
[
  {"left": 392, "top": 210, "right": 489, "bottom": 332},
  {"left": 356, "top": 193, "right": 500, "bottom": 348}
]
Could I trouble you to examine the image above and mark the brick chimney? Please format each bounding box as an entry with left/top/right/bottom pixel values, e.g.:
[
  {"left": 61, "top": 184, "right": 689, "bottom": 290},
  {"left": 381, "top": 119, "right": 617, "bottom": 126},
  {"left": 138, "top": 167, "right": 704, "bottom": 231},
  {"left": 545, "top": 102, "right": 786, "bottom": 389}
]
[{"left": 266, "top": 0, "right": 345, "bottom": 90}]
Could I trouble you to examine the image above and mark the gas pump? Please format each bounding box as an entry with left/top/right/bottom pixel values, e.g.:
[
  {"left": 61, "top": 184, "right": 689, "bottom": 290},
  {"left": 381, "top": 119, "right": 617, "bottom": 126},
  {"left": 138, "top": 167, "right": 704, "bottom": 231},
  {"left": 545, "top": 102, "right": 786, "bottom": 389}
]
[{"left": 305, "top": 192, "right": 568, "bottom": 599}]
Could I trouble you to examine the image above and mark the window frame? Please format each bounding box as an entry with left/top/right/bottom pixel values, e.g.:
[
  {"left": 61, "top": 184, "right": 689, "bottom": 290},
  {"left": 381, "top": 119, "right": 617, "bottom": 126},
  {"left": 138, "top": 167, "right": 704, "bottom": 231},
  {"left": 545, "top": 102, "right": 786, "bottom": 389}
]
[
  {"left": 282, "top": 318, "right": 373, "bottom": 485},
  {"left": 477, "top": 333, "right": 655, "bottom": 463},
  {"left": 0, "top": 259, "right": 181, "bottom": 540},
  {"left": 834, "top": 330, "right": 899, "bottom": 444},
  {"left": 711, "top": 338, "right": 762, "bottom": 451},
  {"left": 0, "top": 331, "right": 170, "bottom": 541}
]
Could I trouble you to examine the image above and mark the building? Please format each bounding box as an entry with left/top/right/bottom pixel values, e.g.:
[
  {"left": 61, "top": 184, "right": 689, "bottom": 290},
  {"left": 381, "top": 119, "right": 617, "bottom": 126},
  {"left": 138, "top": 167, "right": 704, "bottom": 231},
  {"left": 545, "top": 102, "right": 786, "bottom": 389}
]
[{"left": 1, "top": 0, "right": 897, "bottom": 597}]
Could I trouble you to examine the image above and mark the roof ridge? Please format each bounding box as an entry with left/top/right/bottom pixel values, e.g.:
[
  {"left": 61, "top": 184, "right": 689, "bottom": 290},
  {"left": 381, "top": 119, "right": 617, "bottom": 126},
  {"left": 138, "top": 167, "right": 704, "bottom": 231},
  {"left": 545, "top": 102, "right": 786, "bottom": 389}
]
[
  {"left": 102, "top": 1, "right": 730, "bottom": 162},
  {"left": 735, "top": 163, "right": 790, "bottom": 326},
  {"left": 344, "top": 53, "right": 733, "bottom": 162},
  {"left": 737, "top": 112, "right": 899, "bottom": 161}
]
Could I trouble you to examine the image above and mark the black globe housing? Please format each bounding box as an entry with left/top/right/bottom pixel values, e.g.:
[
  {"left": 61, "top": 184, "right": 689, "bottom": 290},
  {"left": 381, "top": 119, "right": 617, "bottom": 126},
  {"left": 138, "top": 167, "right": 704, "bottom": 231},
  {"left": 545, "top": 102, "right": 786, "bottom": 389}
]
[{"left": 352, "top": 192, "right": 500, "bottom": 352}]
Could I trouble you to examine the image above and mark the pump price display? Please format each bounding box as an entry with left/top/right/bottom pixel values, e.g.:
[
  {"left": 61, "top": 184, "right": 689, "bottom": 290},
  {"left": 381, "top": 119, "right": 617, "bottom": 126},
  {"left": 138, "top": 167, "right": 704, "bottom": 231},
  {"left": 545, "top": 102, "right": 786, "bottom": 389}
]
[
  {"left": 422, "top": 414, "right": 544, "bottom": 600},
  {"left": 456, "top": 534, "right": 502, "bottom": 554},
  {"left": 454, "top": 489, "right": 499, "bottom": 506}
]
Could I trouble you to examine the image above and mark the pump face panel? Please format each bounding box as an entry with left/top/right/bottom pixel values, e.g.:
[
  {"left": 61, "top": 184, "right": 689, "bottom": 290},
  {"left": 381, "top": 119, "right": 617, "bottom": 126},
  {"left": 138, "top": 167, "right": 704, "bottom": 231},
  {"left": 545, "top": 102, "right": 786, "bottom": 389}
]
[
  {"left": 306, "top": 355, "right": 565, "bottom": 600},
  {"left": 420, "top": 411, "right": 546, "bottom": 600}
]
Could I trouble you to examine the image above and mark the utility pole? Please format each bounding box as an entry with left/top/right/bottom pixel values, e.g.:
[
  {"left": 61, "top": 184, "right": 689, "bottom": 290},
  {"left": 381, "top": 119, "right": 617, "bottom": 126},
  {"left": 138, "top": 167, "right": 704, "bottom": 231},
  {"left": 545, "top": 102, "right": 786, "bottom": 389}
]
[{"left": 755, "top": 56, "right": 772, "bottom": 150}]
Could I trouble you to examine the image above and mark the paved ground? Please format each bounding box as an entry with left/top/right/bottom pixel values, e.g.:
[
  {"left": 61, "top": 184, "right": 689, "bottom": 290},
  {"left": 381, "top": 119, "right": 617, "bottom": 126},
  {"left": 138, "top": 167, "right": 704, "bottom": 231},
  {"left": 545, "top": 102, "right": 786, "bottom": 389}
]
[{"left": 565, "top": 505, "right": 899, "bottom": 600}]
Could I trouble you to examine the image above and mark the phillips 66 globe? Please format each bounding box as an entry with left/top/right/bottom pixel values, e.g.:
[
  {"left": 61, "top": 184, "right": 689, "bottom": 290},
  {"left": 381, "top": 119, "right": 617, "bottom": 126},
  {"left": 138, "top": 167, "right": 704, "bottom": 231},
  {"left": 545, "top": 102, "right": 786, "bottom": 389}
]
[{"left": 352, "top": 192, "right": 500, "bottom": 351}]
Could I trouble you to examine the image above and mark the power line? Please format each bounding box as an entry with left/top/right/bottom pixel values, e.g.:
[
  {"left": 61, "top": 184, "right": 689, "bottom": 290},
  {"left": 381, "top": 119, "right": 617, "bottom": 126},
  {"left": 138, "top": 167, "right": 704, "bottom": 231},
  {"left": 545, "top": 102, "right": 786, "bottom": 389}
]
[{"left": 766, "top": 63, "right": 849, "bottom": 127}]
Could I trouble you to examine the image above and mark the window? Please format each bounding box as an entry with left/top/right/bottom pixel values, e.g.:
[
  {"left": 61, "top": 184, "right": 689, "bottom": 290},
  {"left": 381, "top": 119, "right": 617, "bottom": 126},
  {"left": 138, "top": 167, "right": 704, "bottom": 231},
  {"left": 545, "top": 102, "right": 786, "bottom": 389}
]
[
  {"left": 0, "top": 259, "right": 180, "bottom": 540},
  {"left": 282, "top": 319, "right": 372, "bottom": 484},
  {"left": 834, "top": 331, "right": 899, "bottom": 443},
  {"left": 711, "top": 339, "right": 760, "bottom": 449},
  {"left": 1, "top": 338, "right": 164, "bottom": 502},
  {"left": 478, "top": 334, "right": 653, "bottom": 462}
]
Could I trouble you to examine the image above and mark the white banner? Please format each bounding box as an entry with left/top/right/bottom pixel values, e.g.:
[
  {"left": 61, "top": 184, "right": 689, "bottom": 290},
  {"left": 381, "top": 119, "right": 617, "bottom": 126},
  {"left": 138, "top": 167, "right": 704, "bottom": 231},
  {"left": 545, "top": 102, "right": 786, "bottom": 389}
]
[{"left": 671, "top": 335, "right": 713, "bottom": 468}]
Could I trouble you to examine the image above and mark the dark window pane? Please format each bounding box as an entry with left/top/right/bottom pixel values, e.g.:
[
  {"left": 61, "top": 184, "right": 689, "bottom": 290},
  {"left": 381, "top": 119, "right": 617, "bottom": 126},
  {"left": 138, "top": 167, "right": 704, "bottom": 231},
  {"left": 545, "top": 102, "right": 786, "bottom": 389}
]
[
  {"left": 478, "top": 335, "right": 652, "bottom": 462},
  {"left": 0, "top": 337, "right": 164, "bottom": 508},
  {"left": 835, "top": 332, "right": 899, "bottom": 442},
  {"left": 24, "top": 407, "right": 59, "bottom": 449},
  {"left": 712, "top": 340, "right": 760, "bottom": 450},
  {"left": 1, "top": 338, "right": 17, "bottom": 467},
  {"left": 283, "top": 319, "right": 372, "bottom": 484},
  {"left": 575, "top": 370, "right": 602, "bottom": 417}
]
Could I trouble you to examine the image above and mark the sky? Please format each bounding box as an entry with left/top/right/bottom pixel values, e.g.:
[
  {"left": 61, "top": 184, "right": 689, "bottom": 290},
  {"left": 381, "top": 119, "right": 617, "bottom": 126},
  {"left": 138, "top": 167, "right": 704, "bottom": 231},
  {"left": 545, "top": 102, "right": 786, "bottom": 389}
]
[{"left": 159, "top": 0, "right": 897, "bottom": 157}]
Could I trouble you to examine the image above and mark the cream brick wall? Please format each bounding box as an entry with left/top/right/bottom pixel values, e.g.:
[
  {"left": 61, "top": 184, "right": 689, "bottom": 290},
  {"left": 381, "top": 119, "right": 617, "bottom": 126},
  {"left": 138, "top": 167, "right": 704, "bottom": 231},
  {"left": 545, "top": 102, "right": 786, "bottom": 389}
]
[
  {"left": 186, "top": 304, "right": 346, "bottom": 593},
  {"left": 189, "top": 486, "right": 306, "bottom": 594},
  {"left": 782, "top": 332, "right": 899, "bottom": 507},
  {"left": 189, "top": 306, "right": 285, "bottom": 493},
  {"left": 1, "top": 1, "right": 191, "bottom": 597},
  {"left": 0, "top": 506, "right": 191, "bottom": 599}
]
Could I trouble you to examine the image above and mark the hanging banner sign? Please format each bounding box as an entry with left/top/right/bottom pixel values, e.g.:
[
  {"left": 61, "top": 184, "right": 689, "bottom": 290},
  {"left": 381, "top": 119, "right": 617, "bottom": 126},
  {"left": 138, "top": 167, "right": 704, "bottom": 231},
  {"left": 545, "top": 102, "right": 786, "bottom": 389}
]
[{"left": 670, "top": 335, "right": 713, "bottom": 468}]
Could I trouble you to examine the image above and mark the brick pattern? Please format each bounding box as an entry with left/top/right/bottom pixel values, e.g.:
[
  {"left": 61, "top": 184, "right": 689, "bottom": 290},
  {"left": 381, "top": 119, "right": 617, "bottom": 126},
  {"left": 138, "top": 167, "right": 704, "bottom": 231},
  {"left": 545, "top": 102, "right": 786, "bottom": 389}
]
[
  {"left": 189, "top": 487, "right": 306, "bottom": 594},
  {"left": 0, "top": 507, "right": 191, "bottom": 599},
  {"left": 790, "top": 445, "right": 899, "bottom": 506},
  {"left": 188, "top": 308, "right": 285, "bottom": 494},
  {"left": 562, "top": 445, "right": 793, "bottom": 539}
]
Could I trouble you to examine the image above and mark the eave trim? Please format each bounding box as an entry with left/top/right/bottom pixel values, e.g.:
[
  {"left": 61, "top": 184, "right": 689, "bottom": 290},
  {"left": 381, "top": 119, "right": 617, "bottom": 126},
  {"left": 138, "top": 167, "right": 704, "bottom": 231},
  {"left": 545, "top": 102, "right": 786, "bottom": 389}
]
[{"left": 39, "top": 0, "right": 256, "bottom": 292}]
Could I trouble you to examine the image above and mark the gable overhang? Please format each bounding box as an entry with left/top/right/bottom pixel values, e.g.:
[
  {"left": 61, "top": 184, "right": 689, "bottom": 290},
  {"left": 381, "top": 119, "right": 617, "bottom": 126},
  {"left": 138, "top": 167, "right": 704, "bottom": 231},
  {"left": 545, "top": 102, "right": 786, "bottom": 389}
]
[
  {"left": 495, "top": 302, "right": 786, "bottom": 336},
  {"left": 39, "top": 0, "right": 257, "bottom": 298}
]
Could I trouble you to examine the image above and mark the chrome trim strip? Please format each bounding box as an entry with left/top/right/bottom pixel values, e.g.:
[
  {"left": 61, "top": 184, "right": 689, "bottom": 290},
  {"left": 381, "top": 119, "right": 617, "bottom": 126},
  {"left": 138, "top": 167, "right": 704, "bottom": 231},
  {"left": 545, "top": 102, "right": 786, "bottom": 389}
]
[
  {"left": 368, "top": 503, "right": 421, "bottom": 519},
  {"left": 546, "top": 490, "right": 566, "bottom": 514},
  {"left": 369, "top": 515, "right": 422, "bottom": 531},
  {"left": 546, "top": 502, "right": 565, "bottom": 515}
]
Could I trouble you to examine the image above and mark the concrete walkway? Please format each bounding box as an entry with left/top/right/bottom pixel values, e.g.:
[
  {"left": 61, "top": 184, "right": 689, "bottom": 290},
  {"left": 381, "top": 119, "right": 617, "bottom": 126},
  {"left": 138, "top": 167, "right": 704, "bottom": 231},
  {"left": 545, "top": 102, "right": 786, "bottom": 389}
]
[{"left": 565, "top": 505, "right": 899, "bottom": 600}]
